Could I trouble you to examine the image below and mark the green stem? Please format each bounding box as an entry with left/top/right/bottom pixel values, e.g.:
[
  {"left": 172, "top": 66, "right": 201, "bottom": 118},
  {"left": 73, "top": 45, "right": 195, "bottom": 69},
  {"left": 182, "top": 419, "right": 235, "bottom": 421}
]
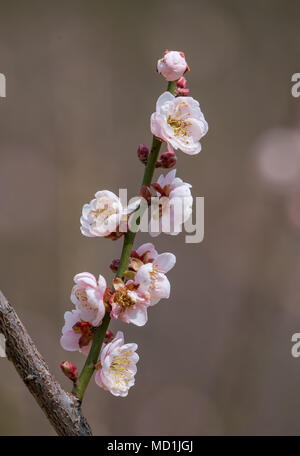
[
  {"left": 72, "top": 81, "right": 176, "bottom": 402},
  {"left": 167, "top": 80, "right": 176, "bottom": 94},
  {"left": 72, "top": 312, "right": 110, "bottom": 400}
]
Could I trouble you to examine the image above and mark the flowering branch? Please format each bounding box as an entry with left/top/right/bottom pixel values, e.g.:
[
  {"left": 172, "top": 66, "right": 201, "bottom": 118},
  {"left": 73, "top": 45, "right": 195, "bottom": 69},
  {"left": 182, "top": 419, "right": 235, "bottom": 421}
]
[
  {"left": 0, "top": 50, "right": 208, "bottom": 435},
  {"left": 61, "top": 50, "right": 208, "bottom": 403},
  {"left": 73, "top": 85, "right": 175, "bottom": 402},
  {"left": 0, "top": 291, "right": 92, "bottom": 436}
]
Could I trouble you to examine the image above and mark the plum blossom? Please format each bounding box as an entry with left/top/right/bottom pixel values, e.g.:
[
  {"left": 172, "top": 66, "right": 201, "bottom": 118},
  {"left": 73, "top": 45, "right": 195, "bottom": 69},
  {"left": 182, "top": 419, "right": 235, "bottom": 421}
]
[
  {"left": 71, "top": 272, "right": 107, "bottom": 327},
  {"left": 109, "top": 277, "right": 150, "bottom": 327},
  {"left": 60, "top": 309, "right": 93, "bottom": 355},
  {"left": 80, "top": 190, "right": 140, "bottom": 238},
  {"left": 60, "top": 273, "right": 107, "bottom": 354},
  {"left": 134, "top": 243, "right": 176, "bottom": 305},
  {"left": 151, "top": 91, "right": 208, "bottom": 155},
  {"left": 136, "top": 242, "right": 158, "bottom": 261},
  {"left": 95, "top": 331, "right": 139, "bottom": 397},
  {"left": 157, "top": 50, "right": 189, "bottom": 82},
  {"left": 149, "top": 169, "right": 193, "bottom": 236}
]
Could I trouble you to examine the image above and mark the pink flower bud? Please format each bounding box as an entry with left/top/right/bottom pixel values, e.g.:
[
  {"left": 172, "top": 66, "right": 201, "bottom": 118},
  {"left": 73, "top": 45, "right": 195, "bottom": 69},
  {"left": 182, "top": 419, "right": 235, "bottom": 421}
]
[
  {"left": 175, "top": 87, "right": 190, "bottom": 97},
  {"left": 104, "top": 330, "right": 114, "bottom": 344},
  {"left": 137, "top": 144, "right": 150, "bottom": 165},
  {"left": 140, "top": 184, "right": 152, "bottom": 202},
  {"left": 60, "top": 361, "right": 78, "bottom": 382},
  {"left": 109, "top": 258, "right": 120, "bottom": 272},
  {"left": 176, "top": 77, "right": 187, "bottom": 89},
  {"left": 159, "top": 151, "right": 177, "bottom": 169},
  {"left": 157, "top": 50, "right": 189, "bottom": 82}
]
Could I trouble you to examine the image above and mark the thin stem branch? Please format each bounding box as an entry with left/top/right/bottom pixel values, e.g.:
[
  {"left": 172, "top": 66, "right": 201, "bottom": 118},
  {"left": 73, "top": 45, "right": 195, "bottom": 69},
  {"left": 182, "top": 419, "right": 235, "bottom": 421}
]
[{"left": 73, "top": 81, "right": 176, "bottom": 402}]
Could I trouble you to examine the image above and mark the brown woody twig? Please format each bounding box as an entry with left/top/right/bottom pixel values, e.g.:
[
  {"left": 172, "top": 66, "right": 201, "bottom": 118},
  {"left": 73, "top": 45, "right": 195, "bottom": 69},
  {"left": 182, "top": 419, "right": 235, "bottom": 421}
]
[{"left": 0, "top": 290, "right": 92, "bottom": 436}]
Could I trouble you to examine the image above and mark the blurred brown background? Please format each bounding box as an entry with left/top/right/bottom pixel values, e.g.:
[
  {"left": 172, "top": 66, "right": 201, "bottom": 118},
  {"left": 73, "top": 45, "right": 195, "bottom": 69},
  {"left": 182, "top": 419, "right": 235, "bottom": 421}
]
[{"left": 1, "top": 0, "right": 300, "bottom": 436}]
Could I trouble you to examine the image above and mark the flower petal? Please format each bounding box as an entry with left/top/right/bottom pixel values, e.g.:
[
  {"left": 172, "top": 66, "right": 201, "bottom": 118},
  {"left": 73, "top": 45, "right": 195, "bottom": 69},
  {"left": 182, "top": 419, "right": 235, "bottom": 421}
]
[{"left": 155, "top": 253, "right": 176, "bottom": 273}]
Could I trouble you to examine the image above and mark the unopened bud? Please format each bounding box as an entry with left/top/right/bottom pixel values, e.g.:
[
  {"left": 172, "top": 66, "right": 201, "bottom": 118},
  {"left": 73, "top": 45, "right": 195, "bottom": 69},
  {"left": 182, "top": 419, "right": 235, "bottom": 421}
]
[
  {"left": 104, "top": 330, "right": 114, "bottom": 344},
  {"left": 140, "top": 184, "right": 152, "bottom": 202},
  {"left": 137, "top": 144, "right": 150, "bottom": 165},
  {"left": 110, "top": 258, "right": 120, "bottom": 272},
  {"left": 175, "top": 87, "right": 190, "bottom": 97},
  {"left": 176, "top": 77, "right": 187, "bottom": 88},
  {"left": 60, "top": 361, "right": 78, "bottom": 382},
  {"left": 157, "top": 50, "right": 189, "bottom": 82},
  {"left": 159, "top": 151, "right": 177, "bottom": 169}
]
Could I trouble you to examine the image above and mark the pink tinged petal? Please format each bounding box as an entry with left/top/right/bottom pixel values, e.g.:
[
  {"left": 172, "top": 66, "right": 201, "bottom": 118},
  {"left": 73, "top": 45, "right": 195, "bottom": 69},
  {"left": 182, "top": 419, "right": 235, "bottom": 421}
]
[
  {"left": 127, "top": 290, "right": 146, "bottom": 304},
  {"left": 149, "top": 221, "right": 161, "bottom": 237},
  {"left": 70, "top": 290, "right": 79, "bottom": 307},
  {"left": 96, "top": 368, "right": 111, "bottom": 391},
  {"left": 95, "top": 369, "right": 106, "bottom": 389},
  {"left": 120, "top": 343, "right": 138, "bottom": 353},
  {"left": 80, "top": 217, "right": 90, "bottom": 229},
  {"left": 74, "top": 272, "right": 97, "bottom": 288},
  {"left": 186, "top": 117, "right": 208, "bottom": 141},
  {"left": 108, "top": 331, "right": 124, "bottom": 353},
  {"left": 62, "top": 309, "right": 81, "bottom": 333},
  {"left": 85, "top": 287, "right": 101, "bottom": 307},
  {"left": 97, "top": 274, "right": 107, "bottom": 295},
  {"left": 179, "top": 141, "right": 202, "bottom": 155},
  {"left": 151, "top": 113, "right": 164, "bottom": 140},
  {"left": 92, "top": 303, "right": 106, "bottom": 327},
  {"left": 80, "top": 226, "right": 95, "bottom": 237},
  {"left": 100, "top": 335, "right": 123, "bottom": 365},
  {"left": 156, "top": 91, "right": 175, "bottom": 111},
  {"left": 154, "top": 253, "right": 176, "bottom": 273},
  {"left": 136, "top": 242, "right": 157, "bottom": 259},
  {"left": 172, "top": 178, "right": 191, "bottom": 189},
  {"left": 170, "top": 186, "right": 192, "bottom": 200},
  {"left": 60, "top": 331, "right": 80, "bottom": 351},
  {"left": 94, "top": 190, "right": 120, "bottom": 204},
  {"left": 125, "top": 197, "right": 141, "bottom": 214},
  {"left": 150, "top": 274, "right": 171, "bottom": 305},
  {"left": 96, "top": 213, "right": 120, "bottom": 236},
  {"left": 156, "top": 173, "right": 165, "bottom": 188},
  {"left": 110, "top": 304, "right": 121, "bottom": 320},
  {"left": 164, "top": 169, "right": 177, "bottom": 186},
  {"left": 111, "top": 309, "right": 121, "bottom": 321},
  {"left": 123, "top": 305, "right": 148, "bottom": 327},
  {"left": 167, "top": 142, "right": 175, "bottom": 154},
  {"left": 135, "top": 263, "right": 152, "bottom": 293},
  {"left": 100, "top": 342, "right": 111, "bottom": 365},
  {"left": 82, "top": 203, "right": 91, "bottom": 218}
]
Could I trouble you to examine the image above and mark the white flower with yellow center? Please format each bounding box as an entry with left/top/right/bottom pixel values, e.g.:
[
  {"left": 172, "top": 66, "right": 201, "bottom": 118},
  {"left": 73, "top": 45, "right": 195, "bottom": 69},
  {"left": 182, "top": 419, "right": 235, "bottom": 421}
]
[
  {"left": 95, "top": 331, "right": 139, "bottom": 397},
  {"left": 110, "top": 278, "right": 150, "bottom": 326},
  {"left": 70, "top": 272, "right": 106, "bottom": 327},
  {"left": 80, "top": 190, "right": 139, "bottom": 238},
  {"left": 135, "top": 244, "right": 176, "bottom": 305},
  {"left": 151, "top": 91, "right": 208, "bottom": 155},
  {"left": 149, "top": 169, "right": 193, "bottom": 236}
]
